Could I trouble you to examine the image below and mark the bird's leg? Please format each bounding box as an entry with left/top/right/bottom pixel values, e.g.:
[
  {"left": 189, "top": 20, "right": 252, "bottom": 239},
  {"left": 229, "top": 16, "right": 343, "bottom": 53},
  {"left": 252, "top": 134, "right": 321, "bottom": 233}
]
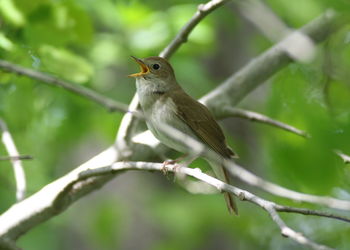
[
  {"left": 162, "top": 155, "right": 187, "bottom": 175},
  {"left": 161, "top": 154, "right": 196, "bottom": 175}
]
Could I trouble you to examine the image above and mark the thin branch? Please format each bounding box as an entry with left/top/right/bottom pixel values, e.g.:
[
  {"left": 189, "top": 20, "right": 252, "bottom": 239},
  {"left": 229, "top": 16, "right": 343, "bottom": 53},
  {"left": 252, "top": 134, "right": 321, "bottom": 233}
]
[
  {"left": 0, "top": 60, "right": 137, "bottom": 116},
  {"left": 0, "top": 155, "right": 33, "bottom": 161},
  {"left": 218, "top": 106, "right": 310, "bottom": 138},
  {"left": 0, "top": 119, "right": 26, "bottom": 201},
  {"left": 160, "top": 0, "right": 230, "bottom": 59},
  {"left": 263, "top": 205, "right": 331, "bottom": 250},
  {"left": 334, "top": 150, "right": 350, "bottom": 164},
  {"left": 226, "top": 162, "right": 350, "bottom": 210},
  {"left": 275, "top": 205, "right": 350, "bottom": 223}
]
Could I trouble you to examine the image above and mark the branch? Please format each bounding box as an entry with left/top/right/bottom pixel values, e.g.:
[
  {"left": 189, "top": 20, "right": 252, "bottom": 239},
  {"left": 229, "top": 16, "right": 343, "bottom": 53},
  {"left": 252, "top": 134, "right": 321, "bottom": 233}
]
[
  {"left": 218, "top": 106, "right": 310, "bottom": 138},
  {"left": 115, "top": 94, "right": 142, "bottom": 159},
  {"left": 0, "top": 60, "right": 136, "bottom": 115},
  {"left": 200, "top": 10, "right": 340, "bottom": 110},
  {"left": 275, "top": 205, "right": 350, "bottom": 223},
  {"left": 226, "top": 162, "right": 350, "bottom": 210},
  {"left": 238, "top": 0, "right": 316, "bottom": 62},
  {"left": 159, "top": 0, "right": 230, "bottom": 59},
  {"left": 0, "top": 155, "right": 32, "bottom": 161},
  {"left": 77, "top": 162, "right": 344, "bottom": 250},
  {"left": 0, "top": 145, "right": 121, "bottom": 241},
  {"left": 0, "top": 119, "right": 26, "bottom": 201}
]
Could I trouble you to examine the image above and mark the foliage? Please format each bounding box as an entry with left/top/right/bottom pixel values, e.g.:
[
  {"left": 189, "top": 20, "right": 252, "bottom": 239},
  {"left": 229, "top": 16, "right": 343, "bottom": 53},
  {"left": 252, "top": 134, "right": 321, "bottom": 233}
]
[{"left": 0, "top": 0, "right": 350, "bottom": 249}]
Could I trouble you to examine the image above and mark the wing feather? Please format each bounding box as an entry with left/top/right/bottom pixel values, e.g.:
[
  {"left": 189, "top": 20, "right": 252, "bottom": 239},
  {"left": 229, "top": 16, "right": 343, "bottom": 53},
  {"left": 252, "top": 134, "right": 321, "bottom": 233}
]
[{"left": 171, "top": 90, "right": 236, "bottom": 158}]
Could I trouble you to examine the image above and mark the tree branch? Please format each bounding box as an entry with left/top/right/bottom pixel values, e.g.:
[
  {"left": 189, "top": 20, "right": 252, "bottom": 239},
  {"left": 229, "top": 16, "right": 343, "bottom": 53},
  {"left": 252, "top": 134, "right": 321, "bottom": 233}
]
[
  {"left": 0, "top": 60, "right": 136, "bottom": 115},
  {"left": 1, "top": 157, "right": 347, "bottom": 249},
  {"left": 77, "top": 162, "right": 345, "bottom": 250},
  {"left": 200, "top": 10, "right": 340, "bottom": 110},
  {"left": 0, "top": 155, "right": 32, "bottom": 161},
  {"left": 0, "top": 146, "right": 121, "bottom": 241},
  {"left": 275, "top": 205, "right": 350, "bottom": 223},
  {"left": 226, "top": 162, "right": 350, "bottom": 210},
  {"left": 0, "top": 119, "right": 26, "bottom": 201},
  {"left": 218, "top": 106, "right": 310, "bottom": 138}
]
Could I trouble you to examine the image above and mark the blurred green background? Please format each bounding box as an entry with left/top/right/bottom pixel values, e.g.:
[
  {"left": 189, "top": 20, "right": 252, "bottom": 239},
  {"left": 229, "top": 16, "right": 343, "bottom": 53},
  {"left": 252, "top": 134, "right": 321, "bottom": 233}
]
[{"left": 1, "top": 0, "right": 350, "bottom": 249}]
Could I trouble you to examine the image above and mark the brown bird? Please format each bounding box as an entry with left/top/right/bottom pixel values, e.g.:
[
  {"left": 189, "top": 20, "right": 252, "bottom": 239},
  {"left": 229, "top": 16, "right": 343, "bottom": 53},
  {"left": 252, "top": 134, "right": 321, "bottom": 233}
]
[{"left": 129, "top": 56, "right": 238, "bottom": 214}]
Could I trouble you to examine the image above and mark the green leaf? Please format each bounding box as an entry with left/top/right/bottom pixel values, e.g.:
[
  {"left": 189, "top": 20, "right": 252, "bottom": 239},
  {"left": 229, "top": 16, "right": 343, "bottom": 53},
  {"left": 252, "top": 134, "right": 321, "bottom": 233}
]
[{"left": 39, "top": 45, "right": 93, "bottom": 83}]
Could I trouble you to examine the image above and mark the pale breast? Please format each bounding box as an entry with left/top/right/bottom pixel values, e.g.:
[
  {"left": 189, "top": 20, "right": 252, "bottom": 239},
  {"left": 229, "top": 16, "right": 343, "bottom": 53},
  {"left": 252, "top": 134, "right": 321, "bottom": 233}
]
[{"left": 146, "top": 97, "right": 200, "bottom": 153}]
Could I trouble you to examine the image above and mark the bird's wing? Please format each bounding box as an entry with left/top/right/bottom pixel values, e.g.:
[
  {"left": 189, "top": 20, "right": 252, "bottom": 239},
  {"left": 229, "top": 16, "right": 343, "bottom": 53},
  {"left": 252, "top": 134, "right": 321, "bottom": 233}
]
[{"left": 171, "top": 90, "right": 236, "bottom": 158}]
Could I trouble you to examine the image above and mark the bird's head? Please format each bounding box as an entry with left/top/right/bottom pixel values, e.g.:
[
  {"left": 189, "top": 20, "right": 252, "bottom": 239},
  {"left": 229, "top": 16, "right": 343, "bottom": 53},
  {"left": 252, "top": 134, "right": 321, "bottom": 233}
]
[{"left": 129, "top": 56, "right": 176, "bottom": 82}]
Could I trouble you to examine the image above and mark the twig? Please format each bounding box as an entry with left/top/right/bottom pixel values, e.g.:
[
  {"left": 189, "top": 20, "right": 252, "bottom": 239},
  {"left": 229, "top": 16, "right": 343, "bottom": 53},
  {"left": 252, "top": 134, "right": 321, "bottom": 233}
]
[
  {"left": 0, "top": 155, "right": 33, "bottom": 161},
  {"left": 263, "top": 205, "right": 331, "bottom": 250},
  {"left": 218, "top": 106, "right": 310, "bottom": 138},
  {"left": 0, "top": 119, "right": 26, "bottom": 201},
  {"left": 0, "top": 60, "right": 137, "bottom": 116},
  {"left": 334, "top": 150, "right": 350, "bottom": 164},
  {"left": 160, "top": 0, "right": 230, "bottom": 59},
  {"left": 275, "top": 205, "right": 350, "bottom": 223},
  {"left": 226, "top": 162, "right": 350, "bottom": 210}
]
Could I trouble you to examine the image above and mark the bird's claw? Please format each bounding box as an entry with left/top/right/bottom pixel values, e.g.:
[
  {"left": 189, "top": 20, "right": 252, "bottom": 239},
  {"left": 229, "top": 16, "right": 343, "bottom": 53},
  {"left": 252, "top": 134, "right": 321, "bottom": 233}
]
[{"left": 162, "top": 159, "right": 177, "bottom": 175}]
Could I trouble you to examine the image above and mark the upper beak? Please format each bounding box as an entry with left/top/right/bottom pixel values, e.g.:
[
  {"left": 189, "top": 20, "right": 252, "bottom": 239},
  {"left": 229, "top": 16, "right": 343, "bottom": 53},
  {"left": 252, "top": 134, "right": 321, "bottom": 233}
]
[{"left": 128, "top": 56, "right": 150, "bottom": 77}]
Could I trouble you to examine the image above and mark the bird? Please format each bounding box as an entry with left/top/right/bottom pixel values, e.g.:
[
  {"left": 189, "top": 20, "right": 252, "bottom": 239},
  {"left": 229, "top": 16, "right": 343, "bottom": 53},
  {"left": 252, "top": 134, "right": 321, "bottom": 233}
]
[{"left": 129, "top": 56, "right": 238, "bottom": 214}]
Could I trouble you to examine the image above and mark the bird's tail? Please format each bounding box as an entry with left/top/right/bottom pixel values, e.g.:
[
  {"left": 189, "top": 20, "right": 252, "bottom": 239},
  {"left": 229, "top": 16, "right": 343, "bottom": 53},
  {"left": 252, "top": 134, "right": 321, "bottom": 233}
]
[
  {"left": 222, "top": 167, "right": 238, "bottom": 215},
  {"left": 209, "top": 160, "right": 238, "bottom": 215}
]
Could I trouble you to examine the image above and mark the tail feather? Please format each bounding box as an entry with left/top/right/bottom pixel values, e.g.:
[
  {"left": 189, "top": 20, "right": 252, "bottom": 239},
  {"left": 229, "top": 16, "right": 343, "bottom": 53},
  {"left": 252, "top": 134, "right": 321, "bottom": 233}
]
[
  {"left": 224, "top": 192, "right": 238, "bottom": 214},
  {"left": 209, "top": 160, "right": 238, "bottom": 215},
  {"left": 223, "top": 168, "right": 238, "bottom": 215}
]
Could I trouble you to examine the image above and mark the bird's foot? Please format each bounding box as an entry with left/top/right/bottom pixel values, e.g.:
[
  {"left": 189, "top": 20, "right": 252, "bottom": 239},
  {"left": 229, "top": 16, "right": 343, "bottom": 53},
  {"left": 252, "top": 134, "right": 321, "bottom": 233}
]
[{"left": 161, "top": 159, "right": 177, "bottom": 175}]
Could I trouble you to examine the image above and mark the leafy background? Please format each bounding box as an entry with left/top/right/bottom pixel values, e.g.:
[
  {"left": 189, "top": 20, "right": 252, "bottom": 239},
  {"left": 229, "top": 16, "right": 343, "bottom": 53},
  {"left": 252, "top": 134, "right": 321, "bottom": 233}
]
[{"left": 1, "top": 0, "right": 350, "bottom": 249}]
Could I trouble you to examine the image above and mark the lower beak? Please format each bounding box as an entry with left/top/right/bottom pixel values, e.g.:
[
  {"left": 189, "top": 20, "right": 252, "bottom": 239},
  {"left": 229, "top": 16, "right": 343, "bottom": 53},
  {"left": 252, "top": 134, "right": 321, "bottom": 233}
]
[{"left": 128, "top": 56, "right": 150, "bottom": 77}]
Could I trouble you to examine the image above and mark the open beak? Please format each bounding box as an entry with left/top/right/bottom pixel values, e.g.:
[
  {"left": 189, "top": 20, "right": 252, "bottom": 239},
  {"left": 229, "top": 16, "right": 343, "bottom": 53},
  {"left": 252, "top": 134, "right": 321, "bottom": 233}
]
[{"left": 128, "top": 56, "right": 150, "bottom": 77}]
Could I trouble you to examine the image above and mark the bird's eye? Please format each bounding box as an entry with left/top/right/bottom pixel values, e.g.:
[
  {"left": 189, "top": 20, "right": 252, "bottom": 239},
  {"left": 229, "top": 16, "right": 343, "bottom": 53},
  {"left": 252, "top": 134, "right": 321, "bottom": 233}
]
[{"left": 152, "top": 64, "right": 160, "bottom": 70}]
